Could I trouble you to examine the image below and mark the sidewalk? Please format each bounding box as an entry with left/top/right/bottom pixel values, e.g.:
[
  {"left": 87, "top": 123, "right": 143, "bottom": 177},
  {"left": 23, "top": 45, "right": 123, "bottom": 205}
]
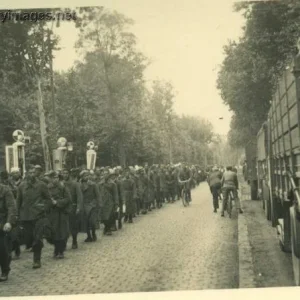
[{"left": 238, "top": 180, "right": 295, "bottom": 288}]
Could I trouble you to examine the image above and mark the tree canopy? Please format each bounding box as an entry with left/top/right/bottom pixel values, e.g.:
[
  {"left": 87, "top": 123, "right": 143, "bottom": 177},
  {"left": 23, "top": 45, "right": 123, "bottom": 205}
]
[
  {"left": 217, "top": 1, "right": 300, "bottom": 147},
  {"left": 0, "top": 7, "right": 216, "bottom": 169}
]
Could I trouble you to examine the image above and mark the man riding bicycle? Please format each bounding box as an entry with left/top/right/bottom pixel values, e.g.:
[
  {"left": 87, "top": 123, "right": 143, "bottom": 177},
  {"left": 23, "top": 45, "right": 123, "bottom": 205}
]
[
  {"left": 208, "top": 166, "right": 222, "bottom": 213},
  {"left": 178, "top": 164, "right": 192, "bottom": 202},
  {"left": 221, "top": 166, "right": 243, "bottom": 217}
]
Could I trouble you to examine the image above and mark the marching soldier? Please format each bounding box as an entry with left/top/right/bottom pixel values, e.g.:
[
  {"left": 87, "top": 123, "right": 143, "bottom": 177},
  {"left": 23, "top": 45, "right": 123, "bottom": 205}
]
[
  {"left": 62, "top": 169, "right": 83, "bottom": 249},
  {"left": 8, "top": 169, "right": 23, "bottom": 260},
  {"left": 166, "top": 168, "right": 176, "bottom": 203},
  {"left": 80, "top": 170, "right": 102, "bottom": 242},
  {"left": 159, "top": 167, "right": 167, "bottom": 204},
  {"left": 99, "top": 170, "right": 118, "bottom": 235},
  {"left": 137, "top": 169, "right": 148, "bottom": 215},
  {"left": 0, "top": 183, "right": 17, "bottom": 282},
  {"left": 16, "top": 166, "right": 52, "bottom": 269},
  {"left": 122, "top": 167, "right": 137, "bottom": 223},
  {"left": 34, "top": 165, "right": 43, "bottom": 180},
  {"left": 46, "top": 171, "right": 71, "bottom": 259},
  {"left": 115, "top": 167, "right": 124, "bottom": 230}
]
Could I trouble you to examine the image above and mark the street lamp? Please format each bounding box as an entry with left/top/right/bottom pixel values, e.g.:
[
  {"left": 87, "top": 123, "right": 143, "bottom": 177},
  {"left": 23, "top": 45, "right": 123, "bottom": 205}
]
[
  {"left": 5, "top": 130, "right": 28, "bottom": 178},
  {"left": 86, "top": 141, "right": 97, "bottom": 170},
  {"left": 53, "top": 137, "right": 73, "bottom": 171}
]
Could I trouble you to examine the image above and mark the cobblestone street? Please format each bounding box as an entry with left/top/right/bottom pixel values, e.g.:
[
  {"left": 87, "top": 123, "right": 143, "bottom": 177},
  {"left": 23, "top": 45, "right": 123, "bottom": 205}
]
[{"left": 1, "top": 183, "right": 239, "bottom": 296}]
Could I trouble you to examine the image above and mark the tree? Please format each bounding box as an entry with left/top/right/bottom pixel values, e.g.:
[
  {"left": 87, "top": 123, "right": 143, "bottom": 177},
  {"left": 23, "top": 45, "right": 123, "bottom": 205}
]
[
  {"left": 0, "top": 8, "right": 76, "bottom": 170},
  {"left": 217, "top": 2, "right": 300, "bottom": 147}
]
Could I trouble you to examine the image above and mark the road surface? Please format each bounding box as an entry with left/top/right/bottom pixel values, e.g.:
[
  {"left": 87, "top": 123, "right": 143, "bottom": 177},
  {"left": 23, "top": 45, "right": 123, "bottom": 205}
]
[{"left": 1, "top": 183, "right": 239, "bottom": 296}]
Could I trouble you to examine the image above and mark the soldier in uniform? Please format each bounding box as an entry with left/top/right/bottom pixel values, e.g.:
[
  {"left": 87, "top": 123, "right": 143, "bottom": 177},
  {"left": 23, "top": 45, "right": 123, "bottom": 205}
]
[
  {"left": 99, "top": 170, "right": 118, "bottom": 235},
  {"left": 0, "top": 183, "right": 17, "bottom": 282},
  {"left": 46, "top": 171, "right": 71, "bottom": 259},
  {"left": 159, "top": 167, "right": 167, "bottom": 204},
  {"left": 115, "top": 167, "right": 124, "bottom": 230},
  {"left": 62, "top": 168, "right": 83, "bottom": 249},
  {"left": 122, "top": 167, "right": 137, "bottom": 223},
  {"left": 80, "top": 170, "right": 102, "bottom": 242},
  {"left": 34, "top": 165, "right": 43, "bottom": 180},
  {"left": 138, "top": 169, "right": 150, "bottom": 215},
  {"left": 16, "top": 166, "right": 52, "bottom": 269},
  {"left": 166, "top": 168, "right": 176, "bottom": 203},
  {"left": 7, "top": 169, "right": 23, "bottom": 260}
]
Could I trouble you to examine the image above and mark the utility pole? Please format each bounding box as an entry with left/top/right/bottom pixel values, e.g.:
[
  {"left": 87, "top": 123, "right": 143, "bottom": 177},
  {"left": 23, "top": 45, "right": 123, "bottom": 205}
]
[{"left": 48, "top": 29, "right": 56, "bottom": 133}]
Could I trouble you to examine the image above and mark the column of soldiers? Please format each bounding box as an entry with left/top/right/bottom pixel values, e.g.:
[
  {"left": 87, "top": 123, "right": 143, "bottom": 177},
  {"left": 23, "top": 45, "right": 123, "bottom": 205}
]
[{"left": 0, "top": 163, "right": 206, "bottom": 282}]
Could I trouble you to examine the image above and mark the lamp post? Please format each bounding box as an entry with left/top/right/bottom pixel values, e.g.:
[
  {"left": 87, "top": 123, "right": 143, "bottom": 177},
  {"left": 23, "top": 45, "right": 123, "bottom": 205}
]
[
  {"left": 86, "top": 141, "right": 97, "bottom": 170},
  {"left": 53, "top": 137, "right": 73, "bottom": 171},
  {"left": 6, "top": 130, "right": 28, "bottom": 178}
]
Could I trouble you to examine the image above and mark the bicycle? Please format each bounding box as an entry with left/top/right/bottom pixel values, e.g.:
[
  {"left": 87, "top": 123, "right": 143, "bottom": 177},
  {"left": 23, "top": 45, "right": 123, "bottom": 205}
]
[
  {"left": 223, "top": 189, "right": 234, "bottom": 218},
  {"left": 179, "top": 179, "right": 191, "bottom": 207}
]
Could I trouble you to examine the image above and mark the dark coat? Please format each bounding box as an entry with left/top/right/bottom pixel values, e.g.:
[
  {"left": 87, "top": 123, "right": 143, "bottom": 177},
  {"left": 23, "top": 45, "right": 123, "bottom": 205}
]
[
  {"left": 99, "top": 181, "right": 118, "bottom": 221},
  {"left": 165, "top": 173, "right": 176, "bottom": 190},
  {"left": 159, "top": 172, "right": 168, "bottom": 192},
  {"left": 138, "top": 174, "right": 151, "bottom": 204},
  {"left": 0, "top": 184, "right": 16, "bottom": 229},
  {"left": 178, "top": 169, "right": 192, "bottom": 189},
  {"left": 17, "top": 179, "right": 52, "bottom": 221},
  {"left": 115, "top": 176, "right": 124, "bottom": 215},
  {"left": 81, "top": 180, "right": 102, "bottom": 216},
  {"left": 208, "top": 171, "right": 223, "bottom": 187},
  {"left": 121, "top": 177, "right": 137, "bottom": 215},
  {"left": 64, "top": 179, "right": 83, "bottom": 215},
  {"left": 48, "top": 182, "right": 71, "bottom": 241}
]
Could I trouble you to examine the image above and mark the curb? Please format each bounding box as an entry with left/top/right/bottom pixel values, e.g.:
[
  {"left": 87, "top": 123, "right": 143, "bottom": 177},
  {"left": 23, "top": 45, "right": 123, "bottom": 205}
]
[
  {"left": 238, "top": 180, "right": 256, "bottom": 288},
  {"left": 238, "top": 209, "right": 256, "bottom": 288}
]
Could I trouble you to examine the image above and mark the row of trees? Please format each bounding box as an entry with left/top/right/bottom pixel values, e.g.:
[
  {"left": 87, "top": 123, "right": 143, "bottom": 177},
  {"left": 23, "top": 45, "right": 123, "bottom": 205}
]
[
  {"left": 217, "top": 1, "right": 300, "bottom": 147},
  {"left": 0, "top": 7, "right": 217, "bottom": 170}
]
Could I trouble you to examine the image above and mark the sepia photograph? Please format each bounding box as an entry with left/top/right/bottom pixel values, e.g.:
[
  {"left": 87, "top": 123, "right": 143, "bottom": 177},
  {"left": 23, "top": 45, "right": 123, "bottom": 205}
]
[{"left": 0, "top": 0, "right": 300, "bottom": 298}]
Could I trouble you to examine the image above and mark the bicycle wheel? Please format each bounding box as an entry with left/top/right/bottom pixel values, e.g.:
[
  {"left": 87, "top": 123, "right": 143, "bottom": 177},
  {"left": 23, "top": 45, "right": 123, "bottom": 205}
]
[
  {"left": 186, "top": 191, "right": 190, "bottom": 206},
  {"left": 227, "top": 194, "right": 232, "bottom": 218},
  {"left": 181, "top": 189, "right": 187, "bottom": 207}
]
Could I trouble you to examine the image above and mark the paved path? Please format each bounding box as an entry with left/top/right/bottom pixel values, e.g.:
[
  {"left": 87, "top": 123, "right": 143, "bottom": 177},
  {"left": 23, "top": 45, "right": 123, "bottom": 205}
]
[{"left": 1, "top": 183, "right": 239, "bottom": 296}]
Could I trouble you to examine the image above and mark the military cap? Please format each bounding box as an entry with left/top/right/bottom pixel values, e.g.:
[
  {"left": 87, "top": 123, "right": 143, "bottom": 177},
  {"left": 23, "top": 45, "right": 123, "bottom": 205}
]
[
  {"left": 34, "top": 165, "right": 42, "bottom": 169},
  {"left": 45, "top": 170, "right": 58, "bottom": 178},
  {"left": 80, "top": 170, "right": 89, "bottom": 177}
]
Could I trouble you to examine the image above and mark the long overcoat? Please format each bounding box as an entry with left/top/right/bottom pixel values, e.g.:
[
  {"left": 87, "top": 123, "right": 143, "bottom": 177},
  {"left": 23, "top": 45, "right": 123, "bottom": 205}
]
[
  {"left": 121, "top": 177, "right": 137, "bottom": 215},
  {"left": 99, "top": 181, "right": 118, "bottom": 221},
  {"left": 47, "top": 181, "right": 72, "bottom": 241},
  {"left": 80, "top": 181, "right": 102, "bottom": 230},
  {"left": 138, "top": 174, "right": 151, "bottom": 205}
]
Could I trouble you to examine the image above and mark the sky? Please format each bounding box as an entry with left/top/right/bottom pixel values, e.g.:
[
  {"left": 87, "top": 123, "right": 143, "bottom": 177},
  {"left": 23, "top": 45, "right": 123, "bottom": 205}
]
[{"left": 4, "top": 0, "right": 246, "bottom": 136}]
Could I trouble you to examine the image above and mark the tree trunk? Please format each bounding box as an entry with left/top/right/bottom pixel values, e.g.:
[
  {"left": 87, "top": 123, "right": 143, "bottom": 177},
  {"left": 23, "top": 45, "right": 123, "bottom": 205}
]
[
  {"left": 36, "top": 77, "right": 52, "bottom": 171},
  {"left": 169, "top": 138, "right": 173, "bottom": 164},
  {"left": 117, "top": 139, "right": 126, "bottom": 167}
]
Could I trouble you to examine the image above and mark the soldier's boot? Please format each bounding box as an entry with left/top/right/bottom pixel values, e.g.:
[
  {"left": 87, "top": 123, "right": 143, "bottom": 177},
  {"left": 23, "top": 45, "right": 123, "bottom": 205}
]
[
  {"left": 124, "top": 215, "right": 128, "bottom": 223},
  {"left": 84, "top": 230, "right": 93, "bottom": 242},
  {"left": 104, "top": 223, "right": 112, "bottom": 236},
  {"left": 0, "top": 254, "right": 11, "bottom": 281},
  {"left": 128, "top": 215, "right": 133, "bottom": 223},
  {"left": 72, "top": 234, "right": 78, "bottom": 249},
  {"left": 0, "top": 274, "right": 8, "bottom": 282},
  {"left": 111, "top": 221, "right": 118, "bottom": 232},
  {"left": 53, "top": 242, "right": 59, "bottom": 259},
  {"left": 57, "top": 241, "right": 65, "bottom": 259},
  {"left": 13, "top": 243, "right": 21, "bottom": 260},
  {"left": 32, "top": 250, "right": 41, "bottom": 269},
  {"left": 118, "top": 219, "right": 122, "bottom": 230},
  {"left": 91, "top": 228, "right": 97, "bottom": 241}
]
